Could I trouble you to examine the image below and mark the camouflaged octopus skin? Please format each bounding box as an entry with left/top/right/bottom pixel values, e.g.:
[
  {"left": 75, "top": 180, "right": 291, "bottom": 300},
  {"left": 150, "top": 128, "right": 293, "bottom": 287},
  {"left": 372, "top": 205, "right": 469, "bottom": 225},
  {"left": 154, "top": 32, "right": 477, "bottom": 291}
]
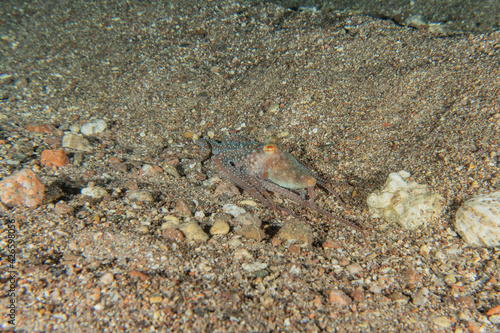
[{"left": 184, "top": 135, "right": 363, "bottom": 232}]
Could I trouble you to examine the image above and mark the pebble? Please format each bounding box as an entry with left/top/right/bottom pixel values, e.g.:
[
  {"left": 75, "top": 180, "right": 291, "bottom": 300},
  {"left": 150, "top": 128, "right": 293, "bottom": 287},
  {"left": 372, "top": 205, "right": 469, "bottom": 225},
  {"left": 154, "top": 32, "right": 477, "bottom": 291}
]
[
  {"left": 194, "top": 210, "right": 205, "bottom": 220},
  {"left": 235, "top": 212, "right": 262, "bottom": 227},
  {"left": 161, "top": 215, "right": 181, "bottom": 229},
  {"left": 228, "top": 237, "right": 243, "bottom": 247},
  {"left": 81, "top": 186, "right": 108, "bottom": 199},
  {"left": 99, "top": 272, "right": 114, "bottom": 285},
  {"left": 175, "top": 199, "right": 194, "bottom": 217},
  {"left": 0, "top": 168, "right": 45, "bottom": 208},
  {"left": 234, "top": 248, "right": 253, "bottom": 260},
  {"left": 162, "top": 163, "right": 181, "bottom": 178},
  {"left": 266, "top": 102, "right": 279, "bottom": 113},
  {"left": 235, "top": 225, "right": 266, "bottom": 241},
  {"left": 25, "top": 123, "right": 58, "bottom": 134},
  {"left": 328, "top": 290, "right": 352, "bottom": 306},
  {"left": 80, "top": 119, "right": 107, "bottom": 136},
  {"left": 140, "top": 164, "right": 163, "bottom": 176},
  {"left": 276, "top": 219, "right": 313, "bottom": 245},
  {"left": 70, "top": 124, "right": 81, "bottom": 133},
  {"left": 390, "top": 291, "right": 409, "bottom": 304},
  {"left": 454, "top": 191, "right": 500, "bottom": 247},
  {"left": 432, "top": 316, "right": 453, "bottom": 328},
  {"left": 367, "top": 170, "right": 445, "bottom": 230},
  {"left": 54, "top": 202, "right": 74, "bottom": 215},
  {"left": 149, "top": 296, "right": 163, "bottom": 304},
  {"left": 214, "top": 181, "right": 240, "bottom": 199},
  {"left": 203, "top": 176, "right": 221, "bottom": 186},
  {"left": 136, "top": 225, "right": 149, "bottom": 233},
  {"left": 368, "top": 284, "right": 382, "bottom": 294},
  {"left": 346, "top": 263, "right": 363, "bottom": 275},
  {"left": 412, "top": 288, "right": 429, "bottom": 306},
  {"left": 62, "top": 133, "right": 92, "bottom": 151},
  {"left": 242, "top": 262, "right": 268, "bottom": 272},
  {"left": 162, "top": 228, "right": 185, "bottom": 242},
  {"left": 126, "top": 189, "right": 154, "bottom": 203},
  {"left": 179, "top": 221, "right": 209, "bottom": 242},
  {"left": 210, "top": 220, "right": 230, "bottom": 235},
  {"left": 223, "top": 203, "right": 246, "bottom": 217},
  {"left": 239, "top": 199, "right": 257, "bottom": 207},
  {"left": 40, "top": 149, "right": 70, "bottom": 168}
]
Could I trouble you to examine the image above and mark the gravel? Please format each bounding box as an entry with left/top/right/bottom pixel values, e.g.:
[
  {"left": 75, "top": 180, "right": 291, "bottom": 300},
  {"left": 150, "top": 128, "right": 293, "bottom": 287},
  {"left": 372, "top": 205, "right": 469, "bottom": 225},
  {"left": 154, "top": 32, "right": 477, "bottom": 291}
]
[{"left": 1, "top": 0, "right": 499, "bottom": 332}]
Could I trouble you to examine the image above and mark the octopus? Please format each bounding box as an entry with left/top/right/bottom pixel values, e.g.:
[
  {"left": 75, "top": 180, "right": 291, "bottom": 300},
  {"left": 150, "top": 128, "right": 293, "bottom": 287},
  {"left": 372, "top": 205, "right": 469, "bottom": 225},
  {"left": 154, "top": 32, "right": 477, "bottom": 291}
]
[{"left": 181, "top": 135, "right": 363, "bottom": 233}]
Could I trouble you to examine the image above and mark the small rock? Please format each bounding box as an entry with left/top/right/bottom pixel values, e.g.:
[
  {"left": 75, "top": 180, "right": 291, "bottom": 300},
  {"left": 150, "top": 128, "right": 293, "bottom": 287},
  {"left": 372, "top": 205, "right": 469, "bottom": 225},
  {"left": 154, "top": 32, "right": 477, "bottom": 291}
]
[
  {"left": 235, "top": 225, "right": 265, "bottom": 241},
  {"left": 80, "top": 119, "right": 107, "bottom": 136},
  {"left": 136, "top": 225, "right": 149, "bottom": 233},
  {"left": 289, "top": 265, "right": 301, "bottom": 275},
  {"left": 51, "top": 289, "right": 62, "bottom": 305},
  {"left": 432, "top": 316, "right": 453, "bottom": 328},
  {"left": 242, "top": 262, "right": 268, "bottom": 272},
  {"left": 234, "top": 248, "right": 253, "bottom": 260},
  {"left": 149, "top": 296, "right": 163, "bottom": 304},
  {"left": 81, "top": 186, "right": 108, "bottom": 199},
  {"left": 99, "top": 273, "right": 114, "bottom": 285},
  {"left": 54, "top": 202, "right": 74, "bottom": 215},
  {"left": 40, "top": 149, "right": 70, "bottom": 168},
  {"left": 235, "top": 212, "right": 262, "bottom": 228},
  {"left": 62, "top": 133, "right": 92, "bottom": 151},
  {"left": 368, "top": 284, "right": 383, "bottom": 294},
  {"left": 228, "top": 237, "right": 243, "bottom": 247},
  {"left": 276, "top": 219, "right": 313, "bottom": 245},
  {"left": 350, "top": 290, "right": 365, "bottom": 302},
  {"left": 179, "top": 221, "right": 209, "bottom": 242},
  {"left": 214, "top": 181, "right": 240, "bottom": 199},
  {"left": 161, "top": 215, "right": 181, "bottom": 229},
  {"left": 239, "top": 199, "right": 257, "bottom": 207},
  {"left": 162, "top": 163, "right": 181, "bottom": 178},
  {"left": 223, "top": 203, "right": 246, "bottom": 217},
  {"left": 401, "top": 267, "right": 421, "bottom": 289},
  {"left": 267, "top": 102, "right": 279, "bottom": 113},
  {"left": 367, "top": 171, "right": 445, "bottom": 230},
  {"left": 162, "top": 228, "right": 185, "bottom": 242},
  {"left": 490, "top": 315, "right": 500, "bottom": 324},
  {"left": 412, "top": 288, "right": 429, "bottom": 306},
  {"left": 328, "top": 290, "right": 352, "bottom": 306},
  {"left": 0, "top": 168, "right": 45, "bottom": 208},
  {"left": 175, "top": 199, "right": 194, "bottom": 218},
  {"left": 126, "top": 189, "right": 154, "bottom": 203},
  {"left": 141, "top": 164, "right": 163, "bottom": 176},
  {"left": 210, "top": 220, "right": 230, "bottom": 235},
  {"left": 25, "top": 123, "right": 57, "bottom": 134},
  {"left": 390, "top": 291, "right": 409, "bottom": 304},
  {"left": 454, "top": 191, "right": 500, "bottom": 247},
  {"left": 346, "top": 263, "right": 363, "bottom": 275}
]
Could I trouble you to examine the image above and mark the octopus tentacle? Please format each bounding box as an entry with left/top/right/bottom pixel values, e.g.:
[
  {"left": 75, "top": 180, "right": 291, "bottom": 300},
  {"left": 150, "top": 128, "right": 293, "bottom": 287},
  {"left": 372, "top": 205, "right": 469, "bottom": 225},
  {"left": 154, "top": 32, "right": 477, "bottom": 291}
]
[
  {"left": 255, "top": 177, "right": 364, "bottom": 233},
  {"left": 212, "top": 156, "right": 275, "bottom": 211}
]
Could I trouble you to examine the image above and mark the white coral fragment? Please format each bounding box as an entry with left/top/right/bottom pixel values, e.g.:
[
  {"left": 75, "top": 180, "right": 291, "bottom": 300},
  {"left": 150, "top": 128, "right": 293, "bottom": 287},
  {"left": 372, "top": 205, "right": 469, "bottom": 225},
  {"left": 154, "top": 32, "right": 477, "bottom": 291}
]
[{"left": 367, "top": 171, "right": 445, "bottom": 230}]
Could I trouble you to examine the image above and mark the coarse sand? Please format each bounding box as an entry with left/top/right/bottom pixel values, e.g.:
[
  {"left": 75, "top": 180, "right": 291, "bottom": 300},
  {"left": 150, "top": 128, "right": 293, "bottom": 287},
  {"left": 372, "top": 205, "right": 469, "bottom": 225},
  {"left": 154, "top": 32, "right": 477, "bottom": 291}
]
[{"left": 0, "top": 0, "right": 499, "bottom": 332}]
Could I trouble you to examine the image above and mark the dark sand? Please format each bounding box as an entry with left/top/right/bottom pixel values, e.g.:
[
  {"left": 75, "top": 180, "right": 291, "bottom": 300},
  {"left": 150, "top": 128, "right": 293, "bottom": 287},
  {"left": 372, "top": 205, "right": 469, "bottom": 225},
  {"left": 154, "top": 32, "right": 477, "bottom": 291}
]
[{"left": 1, "top": 0, "right": 499, "bottom": 332}]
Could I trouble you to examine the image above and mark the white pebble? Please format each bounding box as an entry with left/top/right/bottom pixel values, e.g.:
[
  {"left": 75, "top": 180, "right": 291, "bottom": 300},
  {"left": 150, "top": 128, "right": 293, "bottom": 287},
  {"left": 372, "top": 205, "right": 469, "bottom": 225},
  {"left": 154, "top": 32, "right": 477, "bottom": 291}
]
[
  {"left": 81, "top": 186, "right": 108, "bottom": 199},
  {"left": 242, "top": 262, "right": 268, "bottom": 272},
  {"left": 80, "top": 119, "right": 107, "bottom": 136},
  {"left": 223, "top": 204, "right": 246, "bottom": 217},
  {"left": 100, "top": 272, "right": 114, "bottom": 285}
]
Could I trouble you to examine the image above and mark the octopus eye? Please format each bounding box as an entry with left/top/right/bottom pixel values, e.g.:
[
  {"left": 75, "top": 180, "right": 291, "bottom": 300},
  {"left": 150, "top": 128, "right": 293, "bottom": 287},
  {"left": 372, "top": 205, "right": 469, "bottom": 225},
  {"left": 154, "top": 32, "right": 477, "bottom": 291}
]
[{"left": 264, "top": 144, "right": 277, "bottom": 153}]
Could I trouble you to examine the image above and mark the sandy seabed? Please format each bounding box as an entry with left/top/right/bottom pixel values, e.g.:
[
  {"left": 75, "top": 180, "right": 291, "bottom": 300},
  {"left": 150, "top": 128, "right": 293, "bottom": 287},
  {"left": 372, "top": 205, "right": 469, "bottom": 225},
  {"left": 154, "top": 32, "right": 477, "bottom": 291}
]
[{"left": 0, "top": 0, "right": 499, "bottom": 332}]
